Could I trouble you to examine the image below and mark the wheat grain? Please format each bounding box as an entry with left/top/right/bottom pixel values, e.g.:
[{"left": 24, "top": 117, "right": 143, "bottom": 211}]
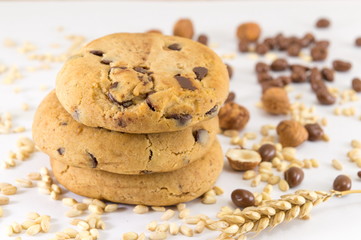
[
  {"left": 0, "top": 196, "right": 9, "bottom": 205},
  {"left": 149, "top": 231, "right": 167, "bottom": 240},
  {"left": 104, "top": 204, "right": 118, "bottom": 212},
  {"left": 161, "top": 209, "right": 175, "bottom": 221},
  {"left": 180, "top": 225, "right": 193, "bottom": 237},
  {"left": 332, "top": 159, "right": 343, "bottom": 170},
  {"left": 122, "top": 232, "right": 138, "bottom": 240},
  {"left": 26, "top": 224, "right": 41, "bottom": 235},
  {"left": 133, "top": 205, "right": 149, "bottom": 214},
  {"left": 178, "top": 208, "right": 190, "bottom": 219},
  {"left": 2, "top": 185, "right": 17, "bottom": 195},
  {"left": 147, "top": 221, "right": 158, "bottom": 232},
  {"left": 176, "top": 203, "right": 186, "bottom": 211},
  {"left": 156, "top": 223, "right": 169, "bottom": 232}
]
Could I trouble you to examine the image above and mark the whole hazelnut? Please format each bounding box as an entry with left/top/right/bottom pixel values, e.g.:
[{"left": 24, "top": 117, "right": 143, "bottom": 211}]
[
  {"left": 236, "top": 22, "right": 261, "bottom": 42},
  {"left": 261, "top": 87, "right": 290, "bottom": 115},
  {"left": 276, "top": 120, "right": 309, "bottom": 147},
  {"left": 218, "top": 102, "right": 250, "bottom": 131},
  {"left": 173, "top": 18, "right": 194, "bottom": 39}
]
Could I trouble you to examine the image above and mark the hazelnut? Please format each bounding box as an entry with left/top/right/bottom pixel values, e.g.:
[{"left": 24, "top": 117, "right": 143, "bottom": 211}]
[
  {"left": 173, "top": 18, "right": 194, "bottom": 39},
  {"left": 226, "top": 148, "right": 261, "bottom": 171},
  {"left": 276, "top": 120, "right": 308, "bottom": 147},
  {"left": 261, "top": 87, "right": 290, "bottom": 115},
  {"left": 218, "top": 102, "right": 250, "bottom": 131},
  {"left": 236, "top": 22, "right": 261, "bottom": 42}
]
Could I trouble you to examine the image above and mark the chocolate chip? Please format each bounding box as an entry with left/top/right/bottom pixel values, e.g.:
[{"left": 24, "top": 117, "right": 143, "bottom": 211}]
[
  {"left": 270, "top": 58, "right": 288, "bottom": 71},
  {"left": 89, "top": 50, "right": 104, "bottom": 57},
  {"left": 263, "top": 37, "right": 276, "bottom": 49},
  {"left": 257, "top": 72, "right": 273, "bottom": 83},
  {"left": 197, "top": 34, "right": 208, "bottom": 45},
  {"left": 316, "top": 89, "right": 336, "bottom": 105},
  {"left": 284, "top": 167, "right": 304, "bottom": 188},
  {"left": 289, "top": 64, "right": 310, "bottom": 72},
  {"left": 316, "top": 18, "right": 330, "bottom": 28},
  {"left": 358, "top": 171, "right": 361, "bottom": 179},
  {"left": 57, "top": 148, "right": 65, "bottom": 155},
  {"left": 205, "top": 105, "right": 218, "bottom": 116},
  {"left": 87, "top": 152, "right": 98, "bottom": 168},
  {"left": 310, "top": 68, "right": 325, "bottom": 92},
  {"left": 288, "top": 36, "right": 300, "bottom": 45},
  {"left": 277, "top": 37, "right": 290, "bottom": 51},
  {"left": 121, "top": 100, "right": 133, "bottom": 108},
  {"left": 261, "top": 79, "right": 284, "bottom": 93},
  {"left": 276, "top": 76, "right": 292, "bottom": 85},
  {"left": 321, "top": 68, "right": 334, "bottom": 82},
  {"left": 291, "top": 69, "right": 307, "bottom": 83},
  {"left": 226, "top": 64, "right": 233, "bottom": 79},
  {"left": 231, "top": 189, "right": 255, "bottom": 208},
  {"left": 166, "top": 114, "right": 192, "bottom": 126},
  {"left": 300, "top": 33, "right": 315, "bottom": 47},
  {"left": 311, "top": 79, "right": 327, "bottom": 93},
  {"left": 168, "top": 43, "right": 181, "bottom": 51},
  {"left": 60, "top": 122, "right": 68, "bottom": 126},
  {"left": 193, "top": 129, "right": 209, "bottom": 145},
  {"left": 225, "top": 92, "right": 236, "bottom": 103},
  {"left": 315, "top": 40, "right": 330, "bottom": 48},
  {"left": 146, "top": 98, "right": 156, "bottom": 111},
  {"left": 310, "top": 68, "right": 323, "bottom": 82},
  {"left": 193, "top": 67, "right": 208, "bottom": 80},
  {"left": 111, "top": 66, "right": 127, "bottom": 70},
  {"left": 174, "top": 75, "right": 196, "bottom": 91},
  {"left": 287, "top": 43, "right": 301, "bottom": 57},
  {"left": 149, "top": 150, "right": 153, "bottom": 160},
  {"left": 109, "top": 82, "right": 119, "bottom": 89},
  {"left": 355, "top": 37, "right": 361, "bottom": 47},
  {"left": 255, "top": 62, "right": 269, "bottom": 73},
  {"left": 134, "top": 66, "right": 151, "bottom": 74},
  {"left": 107, "top": 92, "right": 133, "bottom": 108},
  {"left": 311, "top": 46, "right": 328, "bottom": 61},
  {"left": 255, "top": 43, "right": 269, "bottom": 55},
  {"left": 118, "top": 118, "right": 127, "bottom": 127},
  {"left": 333, "top": 60, "right": 352, "bottom": 72},
  {"left": 100, "top": 59, "right": 112, "bottom": 65},
  {"left": 258, "top": 144, "right": 276, "bottom": 162},
  {"left": 238, "top": 40, "right": 249, "bottom": 53},
  {"left": 305, "top": 123, "right": 324, "bottom": 141},
  {"left": 333, "top": 175, "right": 351, "bottom": 191},
  {"left": 352, "top": 78, "right": 361, "bottom": 92}
]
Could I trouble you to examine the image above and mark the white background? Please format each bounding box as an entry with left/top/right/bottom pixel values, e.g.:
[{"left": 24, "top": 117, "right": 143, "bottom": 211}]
[{"left": 1, "top": 1, "right": 361, "bottom": 239}]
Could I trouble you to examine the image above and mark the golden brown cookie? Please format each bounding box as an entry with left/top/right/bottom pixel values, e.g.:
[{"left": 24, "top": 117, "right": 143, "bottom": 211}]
[
  {"left": 56, "top": 33, "right": 229, "bottom": 133},
  {"left": 51, "top": 140, "right": 224, "bottom": 206},
  {"left": 33, "top": 91, "right": 219, "bottom": 174}
]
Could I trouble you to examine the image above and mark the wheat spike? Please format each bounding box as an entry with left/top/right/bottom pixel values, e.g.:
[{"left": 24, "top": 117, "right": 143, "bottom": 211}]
[{"left": 216, "top": 190, "right": 341, "bottom": 239}]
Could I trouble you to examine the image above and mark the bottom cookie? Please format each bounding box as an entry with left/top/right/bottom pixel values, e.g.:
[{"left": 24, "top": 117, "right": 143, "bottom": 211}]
[{"left": 51, "top": 140, "right": 224, "bottom": 206}]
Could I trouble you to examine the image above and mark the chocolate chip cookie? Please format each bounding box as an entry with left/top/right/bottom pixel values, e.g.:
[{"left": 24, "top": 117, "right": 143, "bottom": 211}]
[
  {"left": 51, "top": 140, "right": 224, "bottom": 206},
  {"left": 56, "top": 33, "right": 229, "bottom": 133},
  {"left": 33, "top": 91, "right": 219, "bottom": 174}
]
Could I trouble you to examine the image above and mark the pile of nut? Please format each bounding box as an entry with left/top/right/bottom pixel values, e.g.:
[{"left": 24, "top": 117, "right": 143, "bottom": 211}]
[{"left": 218, "top": 17, "right": 361, "bottom": 209}]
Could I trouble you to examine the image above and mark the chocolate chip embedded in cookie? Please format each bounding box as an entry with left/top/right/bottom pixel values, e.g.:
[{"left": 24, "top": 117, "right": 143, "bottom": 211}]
[
  {"left": 32, "top": 91, "right": 219, "bottom": 175},
  {"left": 56, "top": 33, "right": 229, "bottom": 133}
]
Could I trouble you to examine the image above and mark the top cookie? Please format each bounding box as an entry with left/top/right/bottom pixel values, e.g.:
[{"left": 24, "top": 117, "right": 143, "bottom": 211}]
[{"left": 56, "top": 33, "right": 229, "bottom": 133}]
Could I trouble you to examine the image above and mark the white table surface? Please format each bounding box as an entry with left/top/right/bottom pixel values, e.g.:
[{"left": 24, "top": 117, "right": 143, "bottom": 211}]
[{"left": 1, "top": 1, "right": 361, "bottom": 239}]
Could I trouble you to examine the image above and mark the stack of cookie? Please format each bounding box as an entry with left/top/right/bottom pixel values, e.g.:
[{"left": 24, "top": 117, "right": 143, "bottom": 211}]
[{"left": 33, "top": 33, "right": 229, "bottom": 206}]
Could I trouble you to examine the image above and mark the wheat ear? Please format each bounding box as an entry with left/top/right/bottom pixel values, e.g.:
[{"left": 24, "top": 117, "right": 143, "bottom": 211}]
[{"left": 214, "top": 189, "right": 361, "bottom": 240}]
